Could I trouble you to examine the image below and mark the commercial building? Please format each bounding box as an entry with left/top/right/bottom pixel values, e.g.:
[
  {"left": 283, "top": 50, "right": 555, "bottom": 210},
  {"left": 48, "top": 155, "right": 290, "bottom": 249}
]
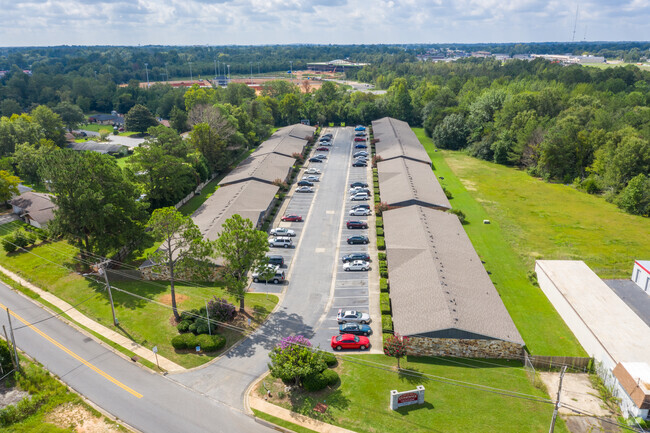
[
  {"left": 633, "top": 261, "right": 650, "bottom": 294},
  {"left": 306, "top": 59, "right": 369, "bottom": 73},
  {"left": 376, "top": 158, "right": 450, "bottom": 210},
  {"left": 219, "top": 153, "right": 295, "bottom": 187},
  {"left": 372, "top": 117, "right": 432, "bottom": 166},
  {"left": 383, "top": 205, "right": 524, "bottom": 358}
]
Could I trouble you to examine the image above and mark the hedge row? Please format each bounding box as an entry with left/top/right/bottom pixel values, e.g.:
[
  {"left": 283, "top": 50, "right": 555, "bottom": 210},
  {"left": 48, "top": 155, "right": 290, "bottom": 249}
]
[
  {"left": 171, "top": 333, "right": 226, "bottom": 352},
  {"left": 376, "top": 227, "right": 384, "bottom": 237},
  {"left": 380, "top": 293, "right": 391, "bottom": 315},
  {"left": 377, "top": 236, "right": 385, "bottom": 251},
  {"left": 378, "top": 252, "right": 386, "bottom": 261},
  {"left": 382, "top": 314, "right": 393, "bottom": 333},
  {"left": 376, "top": 217, "right": 383, "bottom": 228},
  {"left": 380, "top": 277, "right": 389, "bottom": 293}
]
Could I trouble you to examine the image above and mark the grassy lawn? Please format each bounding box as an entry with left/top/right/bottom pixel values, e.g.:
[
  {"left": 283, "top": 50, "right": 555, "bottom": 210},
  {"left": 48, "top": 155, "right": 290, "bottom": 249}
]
[
  {"left": 412, "top": 128, "right": 586, "bottom": 356},
  {"left": 0, "top": 222, "right": 278, "bottom": 369},
  {"left": 252, "top": 409, "right": 317, "bottom": 433},
  {"left": 115, "top": 154, "right": 133, "bottom": 169},
  {"left": 259, "top": 355, "right": 566, "bottom": 433}
]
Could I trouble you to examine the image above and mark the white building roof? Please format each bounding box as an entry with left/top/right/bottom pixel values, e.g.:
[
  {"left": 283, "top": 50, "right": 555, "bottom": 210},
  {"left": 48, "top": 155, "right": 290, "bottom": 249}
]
[{"left": 636, "top": 260, "right": 650, "bottom": 274}]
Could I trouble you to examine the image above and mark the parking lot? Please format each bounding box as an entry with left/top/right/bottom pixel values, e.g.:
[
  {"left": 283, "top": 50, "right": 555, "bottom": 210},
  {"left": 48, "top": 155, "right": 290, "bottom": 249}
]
[{"left": 249, "top": 126, "right": 380, "bottom": 352}]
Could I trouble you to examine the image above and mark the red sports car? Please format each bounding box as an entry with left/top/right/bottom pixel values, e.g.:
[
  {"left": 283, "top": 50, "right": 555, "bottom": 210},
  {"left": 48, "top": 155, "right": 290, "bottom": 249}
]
[
  {"left": 354, "top": 137, "right": 366, "bottom": 142},
  {"left": 316, "top": 146, "right": 330, "bottom": 151},
  {"left": 331, "top": 334, "right": 370, "bottom": 351},
  {"left": 281, "top": 214, "right": 303, "bottom": 222}
]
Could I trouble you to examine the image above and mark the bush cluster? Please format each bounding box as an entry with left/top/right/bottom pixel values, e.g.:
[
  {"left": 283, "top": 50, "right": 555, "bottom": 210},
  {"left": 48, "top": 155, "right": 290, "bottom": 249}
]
[
  {"left": 2, "top": 227, "right": 45, "bottom": 253},
  {"left": 449, "top": 208, "right": 466, "bottom": 224},
  {"left": 302, "top": 369, "right": 339, "bottom": 392},
  {"left": 171, "top": 333, "right": 225, "bottom": 352},
  {"left": 380, "top": 277, "right": 389, "bottom": 293},
  {"left": 377, "top": 236, "right": 385, "bottom": 251},
  {"left": 381, "top": 314, "right": 393, "bottom": 333},
  {"left": 380, "top": 293, "right": 391, "bottom": 314},
  {"left": 376, "top": 227, "right": 384, "bottom": 236},
  {"left": 176, "top": 300, "right": 235, "bottom": 336}
]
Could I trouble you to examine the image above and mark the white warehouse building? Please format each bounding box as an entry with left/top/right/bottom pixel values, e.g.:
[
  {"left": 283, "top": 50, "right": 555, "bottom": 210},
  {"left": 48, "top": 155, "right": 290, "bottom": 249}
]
[{"left": 632, "top": 261, "right": 650, "bottom": 294}]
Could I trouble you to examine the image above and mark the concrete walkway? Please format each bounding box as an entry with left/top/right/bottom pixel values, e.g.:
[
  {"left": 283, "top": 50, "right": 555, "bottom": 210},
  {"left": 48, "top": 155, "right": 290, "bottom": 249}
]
[
  {"left": 0, "top": 264, "right": 184, "bottom": 373},
  {"left": 250, "top": 397, "right": 356, "bottom": 433}
]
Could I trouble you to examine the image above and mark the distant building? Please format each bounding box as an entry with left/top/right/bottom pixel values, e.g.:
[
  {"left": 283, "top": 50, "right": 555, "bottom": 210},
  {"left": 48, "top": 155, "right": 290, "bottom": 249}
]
[
  {"left": 68, "top": 141, "right": 128, "bottom": 156},
  {"left": 10, "top": 192, "right": 57, "bottom": 229},
  {"left": 87, "top": 113, "right": 125, "bottom": 126},
  {"left": 214, "top": 75, "right": 229, "bottom": 87},
  {"left": 633, "top": 261, "right": 650, "bottom": 294},
  {"left": 307, "top": 59, "right": 369, "bottom": 73}
]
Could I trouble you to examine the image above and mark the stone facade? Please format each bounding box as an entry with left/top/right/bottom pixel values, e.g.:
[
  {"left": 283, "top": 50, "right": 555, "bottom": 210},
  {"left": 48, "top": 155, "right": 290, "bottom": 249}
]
[{"left": 406, "top": 336, "right": 524, "bottom": 359}]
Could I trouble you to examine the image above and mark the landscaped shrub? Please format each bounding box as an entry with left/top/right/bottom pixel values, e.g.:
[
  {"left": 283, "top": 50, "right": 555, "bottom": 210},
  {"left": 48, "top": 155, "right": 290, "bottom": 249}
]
[
  {"left": 376, "top": 217, "right": 383, "bottom": 228},
  {"left": 12, "top": 231, "right": 29, "bottom": 248},
  {"left": 207, "top": 297, "right": 236, "bottom": 322},
  {"left": 24, "top": 230, "right": 37, "bottom": 245},
  {"left": 379, "top": 260, "right": 387, "bottom": 268},
  {"left": 377, "top": 227, "right": 384, "bottom": 236},
  {"left": 321, "top": 369, "right": 339, "bottom": 386},
  {"left": 180, "top": 309, "right": 200, "bottom": 321},
  {"left": 321, "top": 351, "right": 337, "bottom": 367},
  {"left": 195, "top": 334, "right": 226, "bottom": 352},
  {"left": 2, "top": 237, "right": 17, "bottom": 253},
  {"left": 380, "top": 269, "right": 388, "bottom": 278},
  {"left": 171, "top": 333, "right": 197, "bottom": 350},
  {"left": 176, "top": 320, "right": 191, "bottom": 333},
  {"left": 374, "top": 195, "right": 380, "bottom": 203},
  {"left": 381, "top": 314, "right": 393, "bottom": 332},
  {"left": 449, "top": 208, "right": 466, "bottom": 224},
  {"left": 378, "top": 252, "right": 386, "bottom": 261},
  {"left": 380, "top": 293, "right": 391, "bottom": 314},
  {"left": 35, "top": 228, "right": 48, "bottom": 242},
  {"left": 194, "top": 318, "right": 218, "bottom": 335},
  {"left": 302, "top": 372, "right": 329, "bottom": 392},
  {"left": 188, "top": 322, "right": 198, "bottom": 334},
  {"left": 442, "top": 186, "right": 453, "bottom": 199},
  {"left": 380, "top": 278, "right": 389, "bottom": 292},
  {"left": 377, "top": 237, "right": 385, "bottom": 250}
]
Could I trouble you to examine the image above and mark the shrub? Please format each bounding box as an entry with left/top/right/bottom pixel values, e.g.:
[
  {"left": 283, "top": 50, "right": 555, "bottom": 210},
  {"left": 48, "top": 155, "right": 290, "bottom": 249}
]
[
  {"left": 176, "top": 320, "right": 191, "bottom": 333},
  {"left": 24, "top": 230, "right": 37, "bottom": 245},
  {"left": 449, "top": 208, "right": 467, "bottom": 224},
  {"left": 269, "top": 336, "right": 325, "bottom": 386},
  {"left": 321, "top": 352, "right": 337, "bottom": 367},
  {"left": 321, "top": 369, "right": 339, "bottom": 386},
  {"left": 379, "top": 260, "right": 387, "bottom": 268},
  {"left": 207, "top": 297, "right": 237, "bottom": 322},
  {"left": 376, "top": 227, "right": 384, "bottom": 236},
  {"left": 195, "top": 334, "right": 226, "bottom": 352},
  {"left": 373, "top": 181, "right": 379, "bottom": 189},
  {"left": 377, "top": 237, "right": 385, "bottom": 250},
  {"left": 2, "top": 237, "right": 17, "bottom": 253},
  {"left": 171, "top": 333, "right": 197, "bottom": 350},
  {"left": 442, "top": 187, "right": 453, "bottom": 199},
  {"left": 376, "top": 217, "right": 383, "bottom": 228},
  {"left": 380, "top": 277, "right": 389, "bottom": 292},
  {"left": 380, "top": 293, "right": 391, "bottom": 314},
  {"left": 188, "top": 322, "right": 198, "bottom": 334},
  {"left": 381, "top": 269, "right": 388, "bottom": 278},
  {"left": 12, "top": 231, "right": 29, "bottom": 248},
  {"left": 36, "top": 228, "right": 49, "bottom": 242},
  {"left": 381, "top": 314, "right": 393, "bottom": 332},
  {"left": 180, "top": 309, "right": 200, "bottom": 321},
  {"left": 194, "top": 318, "right": 218, "bottom": 335},
  {"left": 374, "top": 195, "right": 380, "bottom": 203},
  {"left": 378, "top": 252, "right": 386, "bottom": 261},
  {"left": 302, "top": 372, "right": 329, "bottom": 392}
]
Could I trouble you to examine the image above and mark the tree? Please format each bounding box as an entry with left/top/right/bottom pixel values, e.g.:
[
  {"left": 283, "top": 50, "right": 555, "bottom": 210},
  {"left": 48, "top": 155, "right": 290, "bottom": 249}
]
[
  {"left": 54, "top": 101, "right": 85, "bottom": 131},
  {"left": 213, "top": 214, "right": 269, "bottom": 311},
  {"left": 0, "top": 170, "right": 20, "bottom": 203},
  {"left": 125, "top": 104, "right": 158, "bottom": 134},
  {"left": 0, "top": 99, "right": 21, "bottom": 117},
  {"left": 432, "top": 113, "right": 469, "bottom": 150},
  {"left": 617, "top": 174, "right": 650, "bottom": 216},
  {"left": 31, "top": 105, "right": 66, "bottom": 147},
  {"left": 268, "top": 335, "right": 326, "bottom": 386},
  {"left": 147, "top": 207, "right": 213, "bottom": 321},
  {"left": 189, "top": 122, "right": 228, "bottom": 173},
  {"left": 170, "top": 106, "right": 188, "bottom": 132},
  {"left": 384, "top": 334, "right": 409, "bottom": 369},
  {"left": 39, "top": 149, "right": 147, "bottom": 256}
]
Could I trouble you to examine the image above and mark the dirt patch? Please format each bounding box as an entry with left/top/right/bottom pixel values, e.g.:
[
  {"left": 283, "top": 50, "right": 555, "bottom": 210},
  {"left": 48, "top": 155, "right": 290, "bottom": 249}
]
[
  {"left": 564, "top": 415, "right": 621, "bottom": 433},
  {"left": 0, "top": 383, "right": 29, "bottom": 410},
  {"left": 158, "top": 293, "right": 189, "bottom": 306},
  {"left": 459, "top": 178, "right": 477, "bottom": 191},
  {"left": 45, "top": 402, "right": 121, "bottom": 433}
]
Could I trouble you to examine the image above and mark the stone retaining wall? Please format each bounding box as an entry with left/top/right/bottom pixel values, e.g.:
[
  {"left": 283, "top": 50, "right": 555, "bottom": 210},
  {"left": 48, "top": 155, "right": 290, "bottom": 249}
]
[{"left": 407, "top": 336, "right": 524, "bottom": 359}]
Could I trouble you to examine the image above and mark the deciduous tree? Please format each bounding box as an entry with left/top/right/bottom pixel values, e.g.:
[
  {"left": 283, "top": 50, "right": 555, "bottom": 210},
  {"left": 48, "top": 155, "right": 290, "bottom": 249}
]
[
  {"left": 125, "top": 104, "right": 158, "bottom": 134},
  {"left": 0, "top": 170, "right": 21, "bottom": 203},
  {"left": 384, "top": 333, "right": 409, "bottom": 369},
  {"left": 268, "top": 336, "right": 326, "bottom": 386}
]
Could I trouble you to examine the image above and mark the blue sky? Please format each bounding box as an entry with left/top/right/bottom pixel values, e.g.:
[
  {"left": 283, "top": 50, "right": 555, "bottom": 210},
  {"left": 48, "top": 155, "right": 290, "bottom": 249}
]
[{"left": 1, "top": 0, "right": 649, "bottom": 46}]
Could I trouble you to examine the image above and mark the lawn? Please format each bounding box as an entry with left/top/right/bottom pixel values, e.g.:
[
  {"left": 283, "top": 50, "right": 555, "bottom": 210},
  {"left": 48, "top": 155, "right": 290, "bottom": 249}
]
[
  {"left": 412, "top": 128, "right": 586, "bottom": 356},
  {"left": 0, "top": 222, "right": 278, "bottom": 368},
  {"left": 115, "top": 154, "right": 132, "bottom": 169},
  {"left": 259, "top": 354, "right": 566, "bottom": 433}
]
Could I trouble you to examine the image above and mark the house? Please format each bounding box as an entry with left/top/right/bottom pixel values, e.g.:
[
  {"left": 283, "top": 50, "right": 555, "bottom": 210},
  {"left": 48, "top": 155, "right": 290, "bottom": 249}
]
[
  {"left": 372, "top": 117, "right": 432, "bottom": 166},
  {"left": 383, "top": 205, "right": 524, "bottom": 358},
  {"left": 632, "top": 261, "right": 650, "bottom": 294},
  {"left": 67, "top": 141, "right": 128, "bottom": 156},
  {"left": 377, "top": 158, "right": 450, "bottom": 210},
  {"left": 535, "top": 260, "right": 650, "bottom": 419},
  {"left": 10, "top": 192, "right": 57, "bottom": 229},
  {"left": 87, "top": 113, "right": 125, "bottom": 126},
  {"left": 613, "top": 362, "right": 650, "bottom": 419}
]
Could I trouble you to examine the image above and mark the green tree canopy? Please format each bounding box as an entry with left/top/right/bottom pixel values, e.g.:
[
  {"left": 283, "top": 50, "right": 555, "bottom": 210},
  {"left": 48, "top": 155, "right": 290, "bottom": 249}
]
[
  {"left": 54, "top": 101, "right": 85, "bottom": 131},
  {"left": 125, "top": 104, "right": 158, "bottom": 134},
  {"left": 0, "top": 170, "right": 21, "bottom": 203}
]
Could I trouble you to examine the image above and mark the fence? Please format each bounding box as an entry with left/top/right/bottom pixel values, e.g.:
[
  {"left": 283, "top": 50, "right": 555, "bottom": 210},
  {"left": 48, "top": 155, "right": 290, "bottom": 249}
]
[
  {"left": 524, "top": 352, "right": 592, "bottom": 372},
  {"left": 174, "top": 173, "right": 218, "bottom": 210}
]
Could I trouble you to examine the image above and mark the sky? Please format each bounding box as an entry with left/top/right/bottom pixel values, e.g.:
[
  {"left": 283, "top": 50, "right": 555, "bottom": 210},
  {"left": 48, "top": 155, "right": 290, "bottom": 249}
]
[{"left": 1, "top": 0, "right": 650, "bottom": 46}]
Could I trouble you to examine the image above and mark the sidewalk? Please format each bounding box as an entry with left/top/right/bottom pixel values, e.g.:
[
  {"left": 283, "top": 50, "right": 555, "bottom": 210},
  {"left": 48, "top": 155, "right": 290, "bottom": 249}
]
[
  {"left": 0, "top": 264, "right": 185, "bottom": 373},
  {"left": 250, "top": 397, "right": 357, "bottom": 433}
]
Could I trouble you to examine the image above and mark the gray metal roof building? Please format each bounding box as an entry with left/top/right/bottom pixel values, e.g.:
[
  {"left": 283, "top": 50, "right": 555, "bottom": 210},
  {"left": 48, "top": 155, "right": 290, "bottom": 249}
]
[
  {"left": 274, "top": 124, "right": 316, "bottom": 141},
  {"left": 383, "top": 205, "right": 524, "bottom": 344},
  {"left": 372, "top": 117, "right": 432, "bottom": 166},
  {"left": 67, "top": 141, "right": 128, "bottom": 155},
  {"left": 218, "top": 152, "right": 295, "bottom": 186},
  {"left": 253, "top": 134, "right": 307, "bottom": 159},
  {"left": 377, "top": 158, "right": 451, "bottom": 210}
]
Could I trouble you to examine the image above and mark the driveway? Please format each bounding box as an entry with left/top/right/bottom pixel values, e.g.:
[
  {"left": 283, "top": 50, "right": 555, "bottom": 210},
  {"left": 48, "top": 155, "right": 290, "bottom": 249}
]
[{"left": 171, "top": 127, "right": 378, "bottom": 407}]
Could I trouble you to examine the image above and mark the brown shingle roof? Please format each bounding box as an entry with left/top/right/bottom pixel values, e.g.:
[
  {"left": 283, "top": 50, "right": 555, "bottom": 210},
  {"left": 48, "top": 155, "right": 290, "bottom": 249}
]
[
  {"left": 253, "top": 134, "right": 307, "bottom": 158},
  {"left": 613, "top": 362, "right": 650, "bottom": 410},
  {"left": 372, "top": 117, "right": 432, "bottom": 165},
  {"left": 10, "top": 192, "right": 57, "bottom": 225},
  {"left": 218, "top": 153, "right": 294, "bottom": 186},
  {"left": 383, "top": 205, "right": 523, "bottom": 344},
  {"left": 377, "top": 158, "right": 451, "bottom": 210}
]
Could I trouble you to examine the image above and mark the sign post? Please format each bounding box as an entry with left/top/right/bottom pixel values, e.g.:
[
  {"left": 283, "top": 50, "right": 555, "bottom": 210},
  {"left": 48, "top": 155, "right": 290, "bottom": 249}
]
[
  {"left": 390, "top": 386, "right": 425, "bottom": 410},
  {"left": 152, "top": 345, "right": 160, "bottom": 370}
]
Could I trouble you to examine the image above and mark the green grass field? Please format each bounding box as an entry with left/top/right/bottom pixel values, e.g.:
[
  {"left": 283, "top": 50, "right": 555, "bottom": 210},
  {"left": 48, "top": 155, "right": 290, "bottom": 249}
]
[
  {"left": 0, "top": 222, "right": 278, "bottom": 368},
  {"left": 412, "top": 128, "right": 586, "bottom": 356},
  {"left": 260, "top": 355, "right": 566, "bottom": 433}
]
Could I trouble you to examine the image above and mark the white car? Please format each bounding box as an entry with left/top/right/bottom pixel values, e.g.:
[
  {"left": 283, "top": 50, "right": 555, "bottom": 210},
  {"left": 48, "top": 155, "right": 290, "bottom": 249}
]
[
  {"left": 349, "top": 208, "right": 371, "bottom": 216},
  {"left": 337, "top": 309, "right": 371, "bottom": 324},
  {"left": 349, "top": 187, "right": 371, "bottom": 195},
  {"left": 343, "top": 260, "right": 370, "bottom": 272},
  {"left": 268, "top": 237, "right": 293, "bottom": 248},
  {"left": 269, "top": 227, "right": 296, "bottom": 237},
  {"left": 351, "top": 193, "right": 370, "bottom": 201},
  {"left": 302, "top": 175, "right": 320, "bottom": 182},
  {"left": 296, "top": 186, "right": 314, "bottom": 193},
  {"left": 305, "top": 168, "right": 321, "bottom": 175}
]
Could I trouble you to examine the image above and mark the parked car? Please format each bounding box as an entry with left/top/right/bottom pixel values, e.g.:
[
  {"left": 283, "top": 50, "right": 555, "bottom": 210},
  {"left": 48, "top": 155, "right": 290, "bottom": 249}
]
[
  {"left": 267, "top": 255, "right": 285, "bottom": 267},
  {"left": 343, "top": 260, "right": 370, "bottom": 271},
  {"left": 350, "top": 193, "right": 369, "bottom": 201},
  {"left": 270, "top": 227, "right": 295, "bottom": 237},
  {"left": 354, "top": 144, "right": 368, "bottom": 149},
  {"left": 320, "top": 141, "right": 332, "bottom": 146},
  {"left": 296, "top": 186, "right": 314, "bottom": 193},
  {"left": 355, "top": 131, "right": 367, "bottom": 137},
  {"left": 341, "top": 252, "right": 371, "bottom": 263},
  {"left": 331, "top": 334, "right": 370, "bottom": 351},
  {"left": 350, "top": 181, "right": 368, "bottom": 188},
  {"left": 305, "top": 168, "right": 321, "bottom": 174},
  {"left": 354, "top": 137, "right": 366, "bottom": 142},
  {"left": 268, "top": 237, "right": 293, "bottom": 248},
  {"left": 346, "top": 220, "right": 368, "bottom": 229},
  {"left": 339, "top": 322, "right": 372, "bottom": 336},
  {"left": 353, "top": 151, "right": 369, "bottom": 158},
  {"left": 352, "top": 161, "right": 367, "bottom": 167},
  {"left": 308, "top": 157, "right": 323, "bottom": 163},
  {"left": 351, "top": 204, "right": 371, "bottom": 210},
  {"left": 354, "top": 125, "right": 366, "bottom": 131},
  {"left": 297, "top": 180, "right": 314, "bottom": 187},
  {"left": 302, "top": 175, "right": 320, "bottom": 182},
  {"left": 349, "top": 187, "right": 370, "bottom": 195},
  {"left": 337, "top": 309, "right": 371, "bottom": 324},
  {"left": 322, "top": 133, "right": 333, "bottom": 138},
  {"left": 281, "top": 214, "right": 303, "bottom": 222},
  {"left": 349, "top": 208, "right": 371, "bottom": 216},
  {"left": 316, "top": 146, "right": 329, "bottom": 151},
  {"left": 252, "top": 265, "right": 286, "bottom": 284},
  {"left": 319, "top": 137, "right": 331, "bottom": 143},
  {"left": 346, "top": 235, "right": 369, "bottom": 245},
  {"left": 355, "top": 156, "right": 369, "bottom": 162},
  {"left": 314, "top": 154, "right": 327, "bottom": 160}
]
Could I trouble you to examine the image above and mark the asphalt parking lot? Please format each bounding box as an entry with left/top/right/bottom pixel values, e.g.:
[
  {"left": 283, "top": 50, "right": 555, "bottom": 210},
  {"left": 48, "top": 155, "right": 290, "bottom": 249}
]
[{"left": 249, "top": 127, "right": 379, "bottom": 352}]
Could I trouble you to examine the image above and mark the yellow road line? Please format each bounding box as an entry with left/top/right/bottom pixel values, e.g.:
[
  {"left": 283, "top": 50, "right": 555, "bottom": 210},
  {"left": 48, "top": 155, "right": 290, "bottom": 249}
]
[{"left": 1, "top": 302, "right": 142, "bottom": 398}]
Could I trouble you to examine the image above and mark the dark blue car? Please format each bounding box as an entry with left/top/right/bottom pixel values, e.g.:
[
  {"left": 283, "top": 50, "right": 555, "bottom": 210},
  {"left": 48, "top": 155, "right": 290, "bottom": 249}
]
[{"left": 339, "top": 322, "right": 372, "bottom": 336}]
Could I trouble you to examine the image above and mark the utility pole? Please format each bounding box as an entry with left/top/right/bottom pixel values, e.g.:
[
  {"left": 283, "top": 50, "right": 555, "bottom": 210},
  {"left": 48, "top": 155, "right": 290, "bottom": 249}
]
[
  {"left": 5, "top": 309, "right": 19, "bottom": 371},
  {"left": 549, "top": 366, "right": 567, "bottom": 433},
  {"left": 250, "top": 61, "right": 252, "bottom": 84},
  {"left": 214, "top": 59, "right": 217, "bottom": 77},
  {"left": 98, "top": 261, "right": 118, "bottom": 327},
  {"left": 3, "top": 324, "right": 16, "bottom": 371},
  {"left": 205, "top": 300, "right": 211, "bottom": 336},
  {"left": 227, "top": 64, "right": 230, "bottom": 81},
  {"left": 189, "top": 61, "right": 193, "bottom": 81},
  {"left": 289, "top": 61, "right": 293, "bottom": 84},
  {"left": 144, "top": 63, "right": 149, "bottom": 88}
]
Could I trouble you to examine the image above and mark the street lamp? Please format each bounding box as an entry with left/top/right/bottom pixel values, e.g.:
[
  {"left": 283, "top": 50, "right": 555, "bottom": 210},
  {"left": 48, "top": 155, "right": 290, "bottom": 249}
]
[
  {"left": 144, "top": 63, "right": 149, "bottom": 88},
  {"left": 250, "top": 61, "right": 252, "bottom": 83},
  {"left": 227, "top": 64, "right": 230, "bottom": 81}
]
